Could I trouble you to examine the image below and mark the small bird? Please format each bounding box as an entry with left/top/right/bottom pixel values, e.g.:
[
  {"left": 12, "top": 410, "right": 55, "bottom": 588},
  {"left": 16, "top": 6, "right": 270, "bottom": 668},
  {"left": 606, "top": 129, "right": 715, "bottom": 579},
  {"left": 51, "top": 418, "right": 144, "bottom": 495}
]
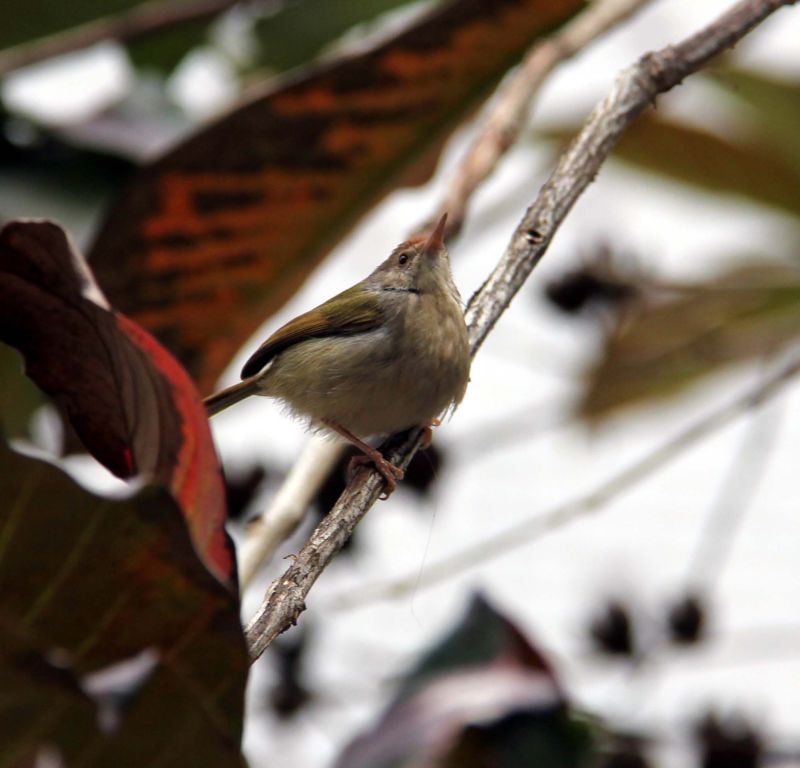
[{"left": 204, "top": 214, "right": 470, "bottom": 494}]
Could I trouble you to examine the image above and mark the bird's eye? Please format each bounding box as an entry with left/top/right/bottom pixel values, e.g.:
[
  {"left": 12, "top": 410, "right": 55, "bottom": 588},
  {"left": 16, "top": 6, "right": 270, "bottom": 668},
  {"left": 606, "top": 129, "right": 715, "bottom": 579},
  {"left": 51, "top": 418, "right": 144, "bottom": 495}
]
[{"left": 398, "top": 253, "right": 409, "bottom": 266}]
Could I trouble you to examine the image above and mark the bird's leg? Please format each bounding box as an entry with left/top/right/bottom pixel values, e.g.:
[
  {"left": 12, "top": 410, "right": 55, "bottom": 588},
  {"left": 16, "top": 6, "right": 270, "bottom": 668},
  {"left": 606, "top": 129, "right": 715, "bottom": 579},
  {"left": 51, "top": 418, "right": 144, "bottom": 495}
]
[
  {"left": 321, "top": 419, "right": 404, "bottom": 496},
  {"left": 420, "top": 417, "right": 441, "bottom": 449}
]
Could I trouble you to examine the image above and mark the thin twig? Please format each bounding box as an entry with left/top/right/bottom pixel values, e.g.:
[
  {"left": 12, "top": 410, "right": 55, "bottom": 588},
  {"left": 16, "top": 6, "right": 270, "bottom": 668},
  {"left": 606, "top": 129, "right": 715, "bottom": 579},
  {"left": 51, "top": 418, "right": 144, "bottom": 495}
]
[
  {"left": 238, "top": 437, "right": 344, "bottom": 589},
  {"left": 330, "top": 354, "right": 800, "bottom": 609},
  {"left": 0, "top": 0, "right": 245, "bottom": 76},
  {"left": 430, "top": 0, "right": 654, "bottom": 238},
  {"left": 244, "top": 0, "right": 797, "bottom": 661},
  {"left": 686, "top": 377, "right": 785, "bottom": 589}
]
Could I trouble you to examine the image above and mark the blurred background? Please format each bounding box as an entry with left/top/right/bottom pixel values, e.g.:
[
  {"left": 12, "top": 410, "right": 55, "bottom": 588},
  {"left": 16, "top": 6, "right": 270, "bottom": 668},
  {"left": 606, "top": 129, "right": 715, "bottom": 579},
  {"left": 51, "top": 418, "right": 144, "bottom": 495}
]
[{"left": 2, "top": 0, "right": 800, "bottom": 766}]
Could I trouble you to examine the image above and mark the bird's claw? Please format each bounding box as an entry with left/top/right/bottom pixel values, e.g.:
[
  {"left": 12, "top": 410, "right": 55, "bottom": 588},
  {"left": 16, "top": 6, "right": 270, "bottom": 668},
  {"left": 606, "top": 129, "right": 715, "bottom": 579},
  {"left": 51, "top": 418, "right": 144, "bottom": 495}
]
[{"left": 348, "top": 452, "right": 404, "bottom": 498}]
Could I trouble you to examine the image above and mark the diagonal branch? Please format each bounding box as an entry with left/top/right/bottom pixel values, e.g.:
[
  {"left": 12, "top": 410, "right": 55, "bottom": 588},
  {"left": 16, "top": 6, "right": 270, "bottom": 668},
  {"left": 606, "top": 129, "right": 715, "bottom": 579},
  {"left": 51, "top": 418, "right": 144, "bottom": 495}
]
[
  {"left": 329, "top": 354, "right": 800, "bottom": 609},
  {"left": 428, "top": 0, "right": 652, "bottom": 239},
  {"left": 236, "top": 0, "right": 650, "bottom": 588},
  {"left": 244, "top": 0, "right": 797, "bottom": 661}
]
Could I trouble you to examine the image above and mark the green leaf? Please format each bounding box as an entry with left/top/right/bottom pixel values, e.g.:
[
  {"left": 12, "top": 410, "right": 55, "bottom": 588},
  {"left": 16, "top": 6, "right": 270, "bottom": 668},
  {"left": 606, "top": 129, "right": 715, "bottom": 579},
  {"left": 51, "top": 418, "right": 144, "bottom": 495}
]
[
  {"left": 0, "top": 0, "right": 147, "bottom": 53},
  {"left": 0, "top": 343, "right": 42, "bottom": 440},
  {"left": 126, "top": 17, "right": 212, "bottom": 75},
  {"left": 251, "top": 0, "right": 421, "bottom": 74},
  {"left": 580, "top": 261, "right": 800, "bottom": 421}
]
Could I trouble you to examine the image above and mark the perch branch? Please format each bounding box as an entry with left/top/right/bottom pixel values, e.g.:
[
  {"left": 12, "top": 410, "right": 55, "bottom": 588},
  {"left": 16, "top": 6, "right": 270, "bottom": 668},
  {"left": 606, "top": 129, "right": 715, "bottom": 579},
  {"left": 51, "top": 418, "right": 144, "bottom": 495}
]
[
  {"left": 238, "top": 437, "right": 344, "bottom": 589},
  {"left": 330, "top": 354, "right": 800, "bottom": 608},
  {"left": 244, "top": 0, "right": 796, "bottom": 661},
  {"left": 236, "top": 0, "right": 649, "bottom": 587}
]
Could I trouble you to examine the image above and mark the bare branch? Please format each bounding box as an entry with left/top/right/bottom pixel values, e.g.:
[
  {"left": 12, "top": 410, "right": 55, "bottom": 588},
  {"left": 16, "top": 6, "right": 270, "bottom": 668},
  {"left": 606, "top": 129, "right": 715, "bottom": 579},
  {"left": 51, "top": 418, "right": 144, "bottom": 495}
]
[
  {"left": 330, "top": 354, "right": 800, "bottom": 609},
  {"left": 431, "top": 0, "right": 653, "bottom": 238},
  {"left": 237, "top": 0, "right": 649, "bottom": 590},
  {"left": 463, "top": 0, "right": 797, "bottom": 359},
  {"left": 238, "top": 437, "right": 344, "bottom": 589},
  {"left": 0, "top": 0, "right": 243, "bottom": 76},
  {"left": 244, "top": 0, "right": 797, "bottom": 661}
]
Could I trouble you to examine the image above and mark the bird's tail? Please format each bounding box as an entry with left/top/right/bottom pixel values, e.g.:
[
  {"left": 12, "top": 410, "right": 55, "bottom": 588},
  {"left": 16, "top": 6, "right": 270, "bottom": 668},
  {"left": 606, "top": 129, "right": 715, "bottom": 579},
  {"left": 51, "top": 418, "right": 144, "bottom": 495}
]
[{"left": 204, "top": 377, "right": 261, "bottom": 416}]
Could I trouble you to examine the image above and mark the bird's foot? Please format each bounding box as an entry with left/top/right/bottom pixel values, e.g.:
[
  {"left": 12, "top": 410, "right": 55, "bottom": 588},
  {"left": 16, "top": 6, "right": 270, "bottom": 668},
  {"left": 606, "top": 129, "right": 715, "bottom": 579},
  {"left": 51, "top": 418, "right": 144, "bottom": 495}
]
[
  {"left": 348, "top": 451, "right": 404, "bottom": 498},
  {"left": 321, "top": 419, "right": 405, "bottom": 498}
]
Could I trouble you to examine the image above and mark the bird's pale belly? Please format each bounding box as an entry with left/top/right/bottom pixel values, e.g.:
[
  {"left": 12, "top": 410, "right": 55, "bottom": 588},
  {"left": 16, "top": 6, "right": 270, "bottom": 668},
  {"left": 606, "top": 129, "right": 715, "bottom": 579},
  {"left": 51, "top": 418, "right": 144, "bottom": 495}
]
[{"left": 259, "top": 325, "right": 468, "bottom": 437}]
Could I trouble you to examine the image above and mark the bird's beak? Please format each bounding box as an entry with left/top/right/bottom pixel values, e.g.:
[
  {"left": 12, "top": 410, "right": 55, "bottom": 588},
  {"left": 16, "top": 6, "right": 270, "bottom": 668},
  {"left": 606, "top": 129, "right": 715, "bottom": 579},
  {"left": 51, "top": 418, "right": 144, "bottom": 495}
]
[{"left": 423, "top": 213, "right": 448, "bottom": 257}]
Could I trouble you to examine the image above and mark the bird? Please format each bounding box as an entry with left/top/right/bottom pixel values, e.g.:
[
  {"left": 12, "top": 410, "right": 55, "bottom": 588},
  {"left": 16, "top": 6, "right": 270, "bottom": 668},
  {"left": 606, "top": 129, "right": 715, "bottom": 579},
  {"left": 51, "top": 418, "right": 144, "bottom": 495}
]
[{"left": 204, "top": 214, "right": 470, "bottom": 495}]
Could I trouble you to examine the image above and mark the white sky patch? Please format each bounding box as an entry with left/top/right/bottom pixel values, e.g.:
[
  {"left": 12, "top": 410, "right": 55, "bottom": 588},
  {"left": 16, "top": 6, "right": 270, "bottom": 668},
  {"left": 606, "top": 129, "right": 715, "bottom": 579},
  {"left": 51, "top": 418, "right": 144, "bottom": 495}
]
[
  {"left": 167, "top": 46, "right": 240, "bottom": 120},
  {"left": 2, "top": 42, "right": 131, "bottom": 124}
]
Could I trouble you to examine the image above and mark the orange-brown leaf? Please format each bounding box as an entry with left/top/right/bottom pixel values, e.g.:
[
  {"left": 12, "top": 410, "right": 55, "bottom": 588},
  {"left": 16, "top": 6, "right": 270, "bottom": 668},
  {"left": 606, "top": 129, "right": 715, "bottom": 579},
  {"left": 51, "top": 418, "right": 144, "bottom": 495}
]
[{"left": 88, "top": 0, "right": 583, "bottom": 392}]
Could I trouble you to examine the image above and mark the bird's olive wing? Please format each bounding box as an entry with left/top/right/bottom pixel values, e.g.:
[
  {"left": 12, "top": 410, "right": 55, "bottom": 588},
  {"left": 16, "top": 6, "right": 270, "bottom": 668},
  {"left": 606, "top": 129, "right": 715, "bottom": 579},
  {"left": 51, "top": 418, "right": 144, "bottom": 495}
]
[{"left": 240, "top": 285, "right": 384, "bottom": 378}]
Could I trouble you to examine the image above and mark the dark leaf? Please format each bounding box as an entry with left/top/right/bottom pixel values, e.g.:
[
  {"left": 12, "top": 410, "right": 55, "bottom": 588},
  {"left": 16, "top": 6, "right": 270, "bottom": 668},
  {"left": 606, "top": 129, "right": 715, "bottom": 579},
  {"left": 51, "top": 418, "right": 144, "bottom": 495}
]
[
  {"left": 0, "top": 0, "right": 146, "bottom": 52},
  {"left": 269, "top": 629, "right": 312, "bottom": 719},
  {"left": 666, "top": 593, "right": 706, "bottom": 646},
  {"left": 589, "top": 600, "right": 635, "bottom": 658},
  {"left": 694, "top": 711, "right": 763, "bottom": 768},
  {"left": 224, "top": 463, "right": 268, "bottom": 522},
  {"left": 0, "top": 219, "right": 233, "bottom": 585},
  {"left": 399, "top": 593, "right": 560, "bottom": 698},
  {"left": 334, "top": 594, "right": 595, "bottom": 768},
  {"left": 251, "top": 0, "right": 420, "bottom": 74},
  {"left": 0, "top": 438, "right": 248, "bottom": 766},
  {"left": 88, "top": 0, "right": 584, "bottom": 392},
  {"left": 544, "top": 249, "right": 638, "bottom": 316},
  {"left": 443, "top": 711, "right": 594, "bottom": 768}
]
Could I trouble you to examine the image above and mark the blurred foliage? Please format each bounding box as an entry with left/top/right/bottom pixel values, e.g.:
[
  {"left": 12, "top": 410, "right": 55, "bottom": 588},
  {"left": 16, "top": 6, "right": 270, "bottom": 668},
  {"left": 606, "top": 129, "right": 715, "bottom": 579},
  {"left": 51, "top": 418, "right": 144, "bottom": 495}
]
[
  {"left": 0, "top": 343, "right": 42, "bottom": 440},
  {"left": 542, "top": 108, "right": 800, "bottom": 219},
  {"left": 0, "top": 0, "right": 147, "bottom": 51},
  {"left": 335, "top": 594, "right": 596, "bottom": 768},
  {"left": 0, "top": 3, "right": 797, "bottom": 765},
  {"left": 250, "top": 0, "right": 422, "bottom": 75},
  {"left": 540, "top": 66, "right": 800, "bottom": 422},
  {"left": 710, "top": 67, "right": 800, "bottom": 169},
  {"left": 126, "top": 14, "right": 213, "bottom": 74},
  {"left": 0, "top": 108, "right": 134, "bottom": 235},
  {"left": 580, "top": 261, "right": 800, "bottom": 421}
]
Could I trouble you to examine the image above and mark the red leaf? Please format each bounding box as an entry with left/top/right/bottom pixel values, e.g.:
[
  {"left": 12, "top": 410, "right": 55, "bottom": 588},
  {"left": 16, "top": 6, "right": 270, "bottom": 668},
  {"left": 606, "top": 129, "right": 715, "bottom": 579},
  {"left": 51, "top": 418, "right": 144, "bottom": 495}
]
[
  {"left": 0, "top": 440, "right": 248, "bottom": 764},
  {"left": 0, "top": 219, "right": 233, "bottom": 586}
]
